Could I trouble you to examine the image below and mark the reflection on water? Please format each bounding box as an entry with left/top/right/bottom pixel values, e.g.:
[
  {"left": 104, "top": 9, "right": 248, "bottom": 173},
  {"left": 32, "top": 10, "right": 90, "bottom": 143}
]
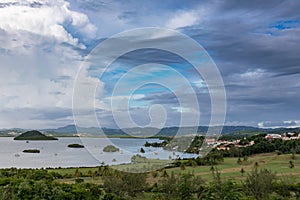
[{"left": 0, "top": 137, "right": 198, "bottom": 168}]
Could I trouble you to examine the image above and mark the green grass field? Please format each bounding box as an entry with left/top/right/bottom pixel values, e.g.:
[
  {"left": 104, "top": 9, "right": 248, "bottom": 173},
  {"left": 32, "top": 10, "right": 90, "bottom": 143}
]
[
  {"left": 111, "top": 158, "right": 172, "bottom": 173},
  {"left": 165, "top": 153, "right": 300, "bottom": 181},
  {"left": 48, "top": 167, "right": 102, "bottom": 176},
  {"left": 48, "top": 153, "right": 300, "bottom": 184}
]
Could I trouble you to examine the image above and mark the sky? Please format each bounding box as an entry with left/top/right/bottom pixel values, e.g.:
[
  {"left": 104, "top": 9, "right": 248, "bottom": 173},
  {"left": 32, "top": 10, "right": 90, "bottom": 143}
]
[{"left": 0, "top": 0, "right": 299, "bottom": 129}]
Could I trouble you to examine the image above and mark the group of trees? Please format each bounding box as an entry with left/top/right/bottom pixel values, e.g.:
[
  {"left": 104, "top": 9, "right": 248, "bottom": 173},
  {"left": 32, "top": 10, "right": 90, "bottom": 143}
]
[
  {"left": 170, "top": 134, "right": 300, "bottom": 169},
  {"left": 144, "top": 136, "right": 205, "bottom": 154},
  {"left": 152, "top": 168, "right": 300, "bottom": 199},
  {"left": 1, "top": 166, "right": 300, "bottom": 199},
  {"left": 221, "top": 134, "right": 300, "bottom": 158},
  {"left": 0, "top": 168, "right": 103, "bottom": 200},
  {"left": 147, "top": 133, "right": 300, "bottom": 161},
  {"left": 103, "top": 171, "right": 147, "bottom": 198}
]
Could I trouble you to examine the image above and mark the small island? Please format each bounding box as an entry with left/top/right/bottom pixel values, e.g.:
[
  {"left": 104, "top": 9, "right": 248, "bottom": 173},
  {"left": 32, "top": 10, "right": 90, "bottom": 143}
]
[
  {"left": 144, "top": 140, "right": 168, "bottom": 148},
  {"left": 23, "top": 149, "right": 40, "bottom": 153},
  {"left": 68, "top": 144, "right": 84, "bottom": 148},
  {"left": 103, "top": 145, "right": 119, "bottom": 152},
  {"left": 14, "top": 130, "right": 58, "bottom": 140}
]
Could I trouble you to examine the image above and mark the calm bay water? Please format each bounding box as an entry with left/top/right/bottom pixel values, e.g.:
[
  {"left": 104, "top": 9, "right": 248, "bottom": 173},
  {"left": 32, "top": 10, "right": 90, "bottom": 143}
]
[{"left": 0, "top": 137, "right": 198, "bottom": 168}]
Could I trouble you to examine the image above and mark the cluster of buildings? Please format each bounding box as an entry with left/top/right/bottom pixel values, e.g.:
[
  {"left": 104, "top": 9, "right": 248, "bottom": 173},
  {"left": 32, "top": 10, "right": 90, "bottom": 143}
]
[
  {"left": 264, "top": 132, "right": 299, "bottom": 141},
  {"left": 204, "top": 132, "right": 299, "bottom": 151},
  {"left": 204, "top": 137, "right": 253, "bottom": 151}
]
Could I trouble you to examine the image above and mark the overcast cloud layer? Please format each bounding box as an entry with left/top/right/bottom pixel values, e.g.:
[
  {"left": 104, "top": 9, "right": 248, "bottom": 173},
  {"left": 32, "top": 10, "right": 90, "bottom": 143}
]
[{"left": 0, "top": 0, "right": 299, "bottom": 129}]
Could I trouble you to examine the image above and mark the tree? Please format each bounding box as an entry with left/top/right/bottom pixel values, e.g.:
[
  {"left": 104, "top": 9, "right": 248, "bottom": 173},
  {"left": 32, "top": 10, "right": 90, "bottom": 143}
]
[
  {"left": 103, "top": 171, "right": 147, "bottom": 197},
  {"left": 192, "top": 175, "right": 206, "bottom": 199},
  {"left": 102, "top": 166, "right": 110, "bottom": 176},
  {"left": 244, "top": 168, "right": 276, "bottom": 200},
  {"left": 200, "top": 169, "right": 243, "bottom": 199},
  {"left": 17, "top": 181, "right": 33, "bottom": 199},
  {"left": 240, "top": 168, "right": 245, "bottom": 176},
  {"left": 161, "top": 170, "right": 168, "bottom": 178},
  {"left": 289, "top": 160, "right": 295, "bottom": 169},
  {"left": 0, "top": 184, "right": 14, "bottom": 200},
  {"left": 291, "top": 149, "right": 296, "bottom": 160},
  {"left": 158, "top": 172, "right": 205, "bottom": 200},
  {"left": 237, "top": 157, "right": 242, "bottom": 165},
  {"left": 159, "top": 172, "right": 178, "bottom": 199},
  {"left": 273, "top": 176, "right": 295, "bottom": 198},
  {"left": 180, "top": 162, "right": 186, "bottom": 170},
  {"left": 207, "top": 150, "right": 224, "bottom": 165},
  {"left": 88, "top": 170, "right": 93, "bottom": 178},
  {"left": 178, "top": 174, "right": 193, "bottom": 200},
  {"left": 74, "top": 169, "right": 81, "bottom": 177},
  {"left": 51, "top": 186, "right": 68, "bottom": 200}
]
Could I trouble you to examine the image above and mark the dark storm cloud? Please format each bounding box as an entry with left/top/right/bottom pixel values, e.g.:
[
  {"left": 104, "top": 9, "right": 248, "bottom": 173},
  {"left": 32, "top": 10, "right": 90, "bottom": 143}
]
[
  {"left": 59, "top": 0, "right": 300, "bottom": 127},
  {"left": 3, "top": 0, "right": 295, "bottom": 128},
  {"left": 100, "top": 0, "right": 300, "bottom": 127},
  {"left": 171, "top": 0, "right": 300, "bottom": 126},
  {"left": 109, "top": 48, "right": 191, "bottom": 69},
  {"left": 184, "top": 1, "right": 300, "bottom": 76}
]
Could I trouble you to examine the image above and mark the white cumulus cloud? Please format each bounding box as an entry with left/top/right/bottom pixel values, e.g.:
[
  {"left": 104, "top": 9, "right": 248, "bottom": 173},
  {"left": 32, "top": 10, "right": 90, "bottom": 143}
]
[
  {"left": 0, "top": 0, "right": 97, "bottom": 49},
  {"left": 0, "top": 0, "right": 99, "bottom": 128}
]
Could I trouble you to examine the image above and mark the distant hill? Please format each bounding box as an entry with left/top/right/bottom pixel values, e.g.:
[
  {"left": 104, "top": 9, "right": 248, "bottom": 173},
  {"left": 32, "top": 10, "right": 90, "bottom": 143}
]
[
  {"left": 40, "top": 125, "right": 300, "bottom": 137},
  {"left": 14, "top": 130, "right": 58, "bottom": 140},
  {"left": 147, "top": 126, "right": 263, "bottom": 137},
  {"left": 2, "top": 125, "right": 299, "bottom": 138},
  {"left": 44, "top": 125, "right": 77, "bottom": 134},
  {"left": 43, "top": 125, "right": 130, "bottom": 136}
]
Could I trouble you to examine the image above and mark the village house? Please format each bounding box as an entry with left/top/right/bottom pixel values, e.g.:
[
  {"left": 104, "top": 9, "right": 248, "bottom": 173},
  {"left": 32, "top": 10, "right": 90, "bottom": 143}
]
[{"left": 265, "top": 134, "right": 282, "bottom": 140}]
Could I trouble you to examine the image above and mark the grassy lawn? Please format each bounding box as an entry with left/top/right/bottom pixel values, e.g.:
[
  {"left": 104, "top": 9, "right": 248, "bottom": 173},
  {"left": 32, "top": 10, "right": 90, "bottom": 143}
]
[
  {"left": 165, "top": 153, "right": 300, "bottom": 181},
  {"left": 55, "top": 177, "right": 104, "bottom": 185},
  {"left": 48, "top": 167, "right": 102, "bottom": 176},
  {"left": 48, "top": 153, "right": 300, "bottom": 184},
  {"left": 111, "top": 158, "right": 171, "bottom": 173}
]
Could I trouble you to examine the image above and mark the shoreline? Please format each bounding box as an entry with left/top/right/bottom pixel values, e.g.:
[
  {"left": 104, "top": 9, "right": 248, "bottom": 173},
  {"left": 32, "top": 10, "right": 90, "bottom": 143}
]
[{"left": 0, "top": 135, "right": 169, "bottom": 139}]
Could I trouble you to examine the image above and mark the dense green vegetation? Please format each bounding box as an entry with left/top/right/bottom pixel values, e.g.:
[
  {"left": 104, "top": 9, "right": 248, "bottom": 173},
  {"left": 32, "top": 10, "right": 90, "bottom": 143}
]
[
  {"left": 103, "top": 145, "right": 120, "bottom": 152},
  {"left": 144, "top": 136, "right": 205, "bottom": 153},
  {"left": 14, "top": 130, "right": 58, "bottom": 140},
  {"left": 1, "top": 154, "right": 300, "bottom": 200},
  {"left": 144, "top": 141, "right": 168, "bottom": 148},
  {"left": 146, "top": 133, "right": 300, "bottom": 158},
  {"left": 221, "top": 134, "right": 300, "bottom": 158},
  {"left": 0, "top": 168, "right": 105, "bottom": 200},
  {"left": 67, "top": 144, "right": 84, "bottom": 148}
]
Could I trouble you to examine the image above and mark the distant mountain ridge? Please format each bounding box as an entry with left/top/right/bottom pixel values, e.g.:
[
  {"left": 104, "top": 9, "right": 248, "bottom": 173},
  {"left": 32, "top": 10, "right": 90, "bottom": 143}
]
[
  {"left": 42, "top": 125, "right": 300, "bottom": 137},
  {"left": 1, "top": 125, "right": 300, "bottom": 137}
]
